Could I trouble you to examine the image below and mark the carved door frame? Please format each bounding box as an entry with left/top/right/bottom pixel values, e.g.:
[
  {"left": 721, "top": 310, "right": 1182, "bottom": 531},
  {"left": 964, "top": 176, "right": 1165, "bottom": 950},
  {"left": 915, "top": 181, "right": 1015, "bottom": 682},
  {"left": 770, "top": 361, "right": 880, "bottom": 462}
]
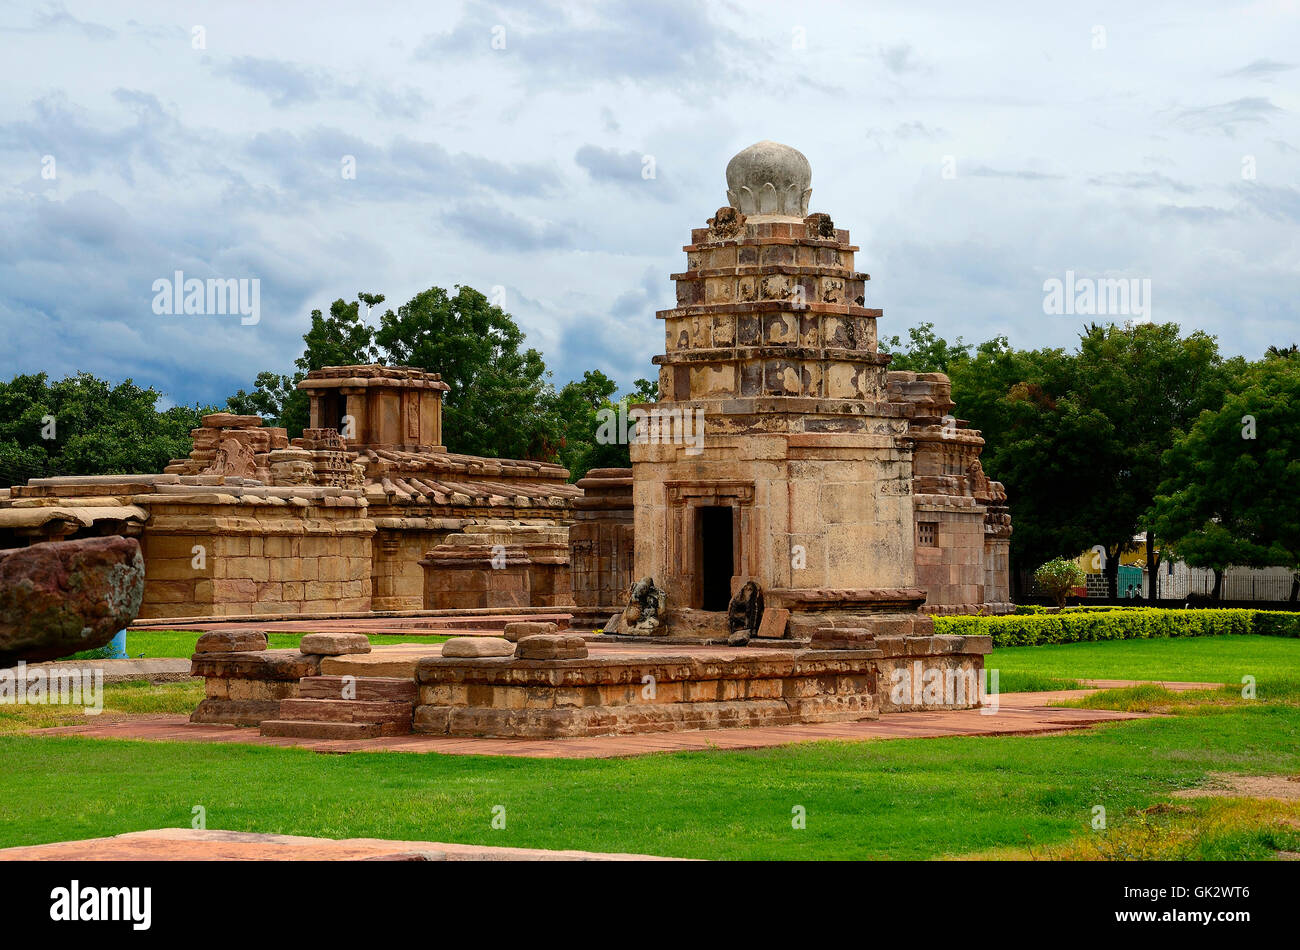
[{"left": 664, "top": 480, "right": 755, "bottom": 608}]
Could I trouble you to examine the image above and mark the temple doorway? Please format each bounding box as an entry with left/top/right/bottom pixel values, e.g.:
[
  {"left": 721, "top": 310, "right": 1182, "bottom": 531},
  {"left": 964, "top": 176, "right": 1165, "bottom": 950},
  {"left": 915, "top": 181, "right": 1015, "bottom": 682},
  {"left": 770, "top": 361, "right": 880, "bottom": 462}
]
[{"left": 697, "top": 505, "right": 734, "bottom": 610}]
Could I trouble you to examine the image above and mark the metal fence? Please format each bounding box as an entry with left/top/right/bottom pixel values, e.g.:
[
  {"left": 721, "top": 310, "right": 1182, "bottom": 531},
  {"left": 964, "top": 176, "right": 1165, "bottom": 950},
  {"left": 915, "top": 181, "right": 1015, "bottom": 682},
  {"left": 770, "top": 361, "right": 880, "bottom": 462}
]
[{"left": 1182, "top": 571, "right": 1295, "bottom": 602}]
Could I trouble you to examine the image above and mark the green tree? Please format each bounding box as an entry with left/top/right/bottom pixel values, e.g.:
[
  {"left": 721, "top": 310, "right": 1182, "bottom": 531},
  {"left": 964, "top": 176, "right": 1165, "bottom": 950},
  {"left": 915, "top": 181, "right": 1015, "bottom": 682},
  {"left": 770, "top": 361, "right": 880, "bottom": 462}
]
[
  {"left": 549, "top": 370, "right": 619, "bottom": 478},
  {"left": 1070, "top": 322, "right": 1232, "bottom": 598},
  {"left": 374, "top": 285, "right": 553, "bottom": 459},
  {"left": 296, "top": 294, "right": 380, "bottom": 373},
  {"left": 0, "top": 372, "right": 213, "bottom": 483},
  {"left": 226, "top": 371, "right": 308, "bottom": 436},
  {"left": 1033, "top": 557, "right": 1086, "bottom": 608},
  {"left": 979, "top": 323, "right": 1229, "bottom": 598},
  {"left": 227, "top": 292, "right": 383, "bottom": 438},
  {"left": 630, "top": 377, "right": 660, "bottom": 404},
  {"left": 881, "top": 322, "right": 973, "bottom": 373},
  {"left": 1151, "top": 358, "right": 1300, "bottom": 600}
]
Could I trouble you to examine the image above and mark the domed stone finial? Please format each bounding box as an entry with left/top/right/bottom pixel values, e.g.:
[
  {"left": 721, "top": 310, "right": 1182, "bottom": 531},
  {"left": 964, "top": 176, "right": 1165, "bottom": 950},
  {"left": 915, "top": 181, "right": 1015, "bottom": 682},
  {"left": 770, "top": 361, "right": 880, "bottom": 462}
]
[{"left": 725, "top": 140, "right": 812, "bottom": 218}]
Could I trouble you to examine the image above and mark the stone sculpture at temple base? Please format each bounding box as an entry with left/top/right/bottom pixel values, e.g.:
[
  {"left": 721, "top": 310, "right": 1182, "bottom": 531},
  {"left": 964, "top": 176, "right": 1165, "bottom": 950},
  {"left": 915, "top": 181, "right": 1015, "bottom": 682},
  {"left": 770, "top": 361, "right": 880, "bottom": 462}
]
[
  {"left": 618, "top": 576, "right": 665, "bottom": 635},
  {"left": 726, "top": 580, "right": 763, "bottom": 645}
]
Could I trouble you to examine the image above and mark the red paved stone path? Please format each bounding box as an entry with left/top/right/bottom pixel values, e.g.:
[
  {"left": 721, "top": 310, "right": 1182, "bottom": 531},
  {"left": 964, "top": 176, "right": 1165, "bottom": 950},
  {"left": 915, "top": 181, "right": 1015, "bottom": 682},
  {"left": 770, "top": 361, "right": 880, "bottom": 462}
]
[
  {"left": 29, "top": 686, "right": 1165, "bottom": 758},
  {"left": 0, "top": 828, "right": 679, "bottom": 861}
]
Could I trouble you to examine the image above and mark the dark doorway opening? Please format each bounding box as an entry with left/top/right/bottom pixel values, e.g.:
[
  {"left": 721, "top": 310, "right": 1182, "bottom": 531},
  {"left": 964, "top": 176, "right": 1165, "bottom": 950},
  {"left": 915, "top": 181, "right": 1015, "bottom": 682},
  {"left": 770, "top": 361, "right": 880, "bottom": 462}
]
[
  {"left": 318, "top": 393, "right": 348, "bottom": 435},
  {"left": 698, "top": 506, "right": 734, "bottom": 610}
]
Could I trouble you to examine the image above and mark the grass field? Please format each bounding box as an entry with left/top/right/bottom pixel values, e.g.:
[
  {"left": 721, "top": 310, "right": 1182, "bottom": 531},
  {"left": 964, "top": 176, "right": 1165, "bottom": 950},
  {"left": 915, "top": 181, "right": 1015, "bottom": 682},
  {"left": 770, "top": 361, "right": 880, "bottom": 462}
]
[
  {"left": 111, "top": 629, "right": 450, "bottom": 659},
  {"left": 1, "top": 703, "right": 1297, "bottom": 858},
  {"left": 2, "top": 633, "right": 1296, "bottom": 859},
  {"left": 989, "top": 634, "right": 1297, "bottom": 690}
]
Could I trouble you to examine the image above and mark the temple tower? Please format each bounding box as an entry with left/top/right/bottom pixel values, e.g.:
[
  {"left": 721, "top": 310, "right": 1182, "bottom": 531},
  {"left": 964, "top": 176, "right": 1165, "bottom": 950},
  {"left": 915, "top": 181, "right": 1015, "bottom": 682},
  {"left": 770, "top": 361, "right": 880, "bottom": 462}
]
[{"left": 627, "top": 141, "right": 931, "bottom": 640}]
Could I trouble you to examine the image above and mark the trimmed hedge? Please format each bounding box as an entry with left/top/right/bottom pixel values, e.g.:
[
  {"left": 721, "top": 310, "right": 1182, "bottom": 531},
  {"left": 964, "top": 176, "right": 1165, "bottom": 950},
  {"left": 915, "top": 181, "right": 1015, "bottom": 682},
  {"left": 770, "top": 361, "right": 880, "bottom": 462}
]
[
  {"left": 1014, "top": 604, "right": 1135, "bottom": 615},
  {"left": 934, "top": 608, "right": 1300, "bottom": 648}
]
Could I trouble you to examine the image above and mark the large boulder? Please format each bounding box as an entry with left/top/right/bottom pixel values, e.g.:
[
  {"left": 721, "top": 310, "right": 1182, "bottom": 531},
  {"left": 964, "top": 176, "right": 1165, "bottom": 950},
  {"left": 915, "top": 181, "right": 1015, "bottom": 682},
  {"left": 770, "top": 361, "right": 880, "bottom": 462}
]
[{"left": 0, "top": 536, "right": 145, "bottom": 665}]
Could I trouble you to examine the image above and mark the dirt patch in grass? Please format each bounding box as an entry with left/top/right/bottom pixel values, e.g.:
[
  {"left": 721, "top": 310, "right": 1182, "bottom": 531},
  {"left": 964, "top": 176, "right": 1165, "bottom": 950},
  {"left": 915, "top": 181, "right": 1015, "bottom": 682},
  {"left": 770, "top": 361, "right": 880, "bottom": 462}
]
[
  {"left": 1055, "top": 678, "right": 1300, "bottom": 714},
  {"left": 1173, "top": 771, "right": 1300, "bottom": 801},
  {"left": 959, "top": 797, "right": 1300, "bottom": 860},
  {"left": 0, "top": 680, "right": 203, "bottom": 734}
]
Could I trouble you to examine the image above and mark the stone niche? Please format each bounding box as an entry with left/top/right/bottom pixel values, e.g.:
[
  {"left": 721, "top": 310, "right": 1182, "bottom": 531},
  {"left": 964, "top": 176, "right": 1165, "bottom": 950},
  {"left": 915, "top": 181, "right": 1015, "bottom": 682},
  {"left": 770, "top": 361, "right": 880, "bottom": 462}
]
[{"left": 370, "top": 522, "right": 461, "bottom": 612}]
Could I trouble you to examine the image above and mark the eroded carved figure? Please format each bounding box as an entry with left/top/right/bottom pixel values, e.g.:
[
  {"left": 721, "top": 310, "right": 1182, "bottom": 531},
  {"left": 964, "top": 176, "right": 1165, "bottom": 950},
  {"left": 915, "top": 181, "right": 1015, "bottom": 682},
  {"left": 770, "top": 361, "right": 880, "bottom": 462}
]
[
  {"left": 726, "top": 580, "right": 763, "bottom": 645},
  {"left": 621, "top": 576, "right": 665, "bottom": 635}
]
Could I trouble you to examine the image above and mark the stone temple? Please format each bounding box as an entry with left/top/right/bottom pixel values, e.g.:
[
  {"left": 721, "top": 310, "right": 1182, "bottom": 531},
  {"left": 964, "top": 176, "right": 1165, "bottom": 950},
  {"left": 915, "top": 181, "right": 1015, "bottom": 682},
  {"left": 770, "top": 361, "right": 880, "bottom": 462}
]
[
  {"left": 0, "top": 140, "right": 1011, "bottom": 738},
  {"left": 607, "top": 139, "right": 1012, "bottom": 644}
]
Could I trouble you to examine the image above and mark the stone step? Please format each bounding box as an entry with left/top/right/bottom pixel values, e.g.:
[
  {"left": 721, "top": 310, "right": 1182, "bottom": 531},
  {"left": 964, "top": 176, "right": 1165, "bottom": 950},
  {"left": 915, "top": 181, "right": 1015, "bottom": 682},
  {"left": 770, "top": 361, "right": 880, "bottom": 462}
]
[
  {"left": 278, "top": 698, "right": 412, "bottom": 730},
  {"left": 259, "top": 720, "right": 381, "bottom": 740},
  {"left": 297, "top": 675, "right": 417, "bottom": 702}
]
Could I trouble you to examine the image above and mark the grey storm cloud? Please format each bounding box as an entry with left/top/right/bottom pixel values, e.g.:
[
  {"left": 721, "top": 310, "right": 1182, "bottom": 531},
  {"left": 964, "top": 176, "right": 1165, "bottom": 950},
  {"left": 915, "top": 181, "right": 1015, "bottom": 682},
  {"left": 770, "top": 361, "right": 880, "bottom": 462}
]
[
  {"left": 1171, "top": 98, "right": 1283, "bottom": 136},
  {"left": 1, "top": 1, "right": 1298, "bottom": 409},
  {"left": 1088, "top": 171, "right": 1197, "bottom": 195},
  {"left": 1232, "top": 182, "right": 1300, "bottom": 225},
  {"left": 442, "top": 201, "right": 575, "bottom": 252},
  {"left": 881, "top": 44, "right": 921, "bottom": 75},
  {"left": 1222, "top": 59, "right": 1295, "bottom": 79},
  {"left": 234, "top": 128, "right": 564, "bottom": 205},
  {"left": 2, "top": 1, "right": 115, "bottom": 40},
  {"left": 414, "top": 0, "right": 759, "bottom": 88},
  {"left": 1156, "top": 204, "right": 1236, "bottom": 225},
  {"left": 550, "top": 267, "right": 667, "bottom": 389},
  {"left": 893, "top": 121, "right": 946, "bottom": 141},
  {"left": 212, "top": 57, "right": 326, "bottom": 108},
  {"left": 0, "top": 187, "right": 316, "bottom": 404},
  {"left": 572, "top": 144, "right": 675, "bottom": 201},
  {"left": 210, "top": 56, "right": 430, "bottom": 118},
  {"left": 0, "top": 90, "right": 175, "bottom": 182},
  {"left": 575, "top": 145, "right": 645, "bottom": 183},
  {"left": 967, "top": 165, "right": 1065, "bottom": 181}
]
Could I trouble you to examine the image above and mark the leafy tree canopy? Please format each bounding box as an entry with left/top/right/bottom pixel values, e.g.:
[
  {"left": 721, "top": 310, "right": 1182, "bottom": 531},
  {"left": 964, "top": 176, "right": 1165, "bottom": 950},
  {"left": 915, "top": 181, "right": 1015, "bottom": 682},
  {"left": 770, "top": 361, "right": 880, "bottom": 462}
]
[
  {"left": 0, "top": 372, "right": 213, "bottom": 485},
  {"left": 374, "top": 285, "right": 554, "bottom": 459},
  {"left": 1151, "top": 357, "right": 1300, "bottom": 576}
]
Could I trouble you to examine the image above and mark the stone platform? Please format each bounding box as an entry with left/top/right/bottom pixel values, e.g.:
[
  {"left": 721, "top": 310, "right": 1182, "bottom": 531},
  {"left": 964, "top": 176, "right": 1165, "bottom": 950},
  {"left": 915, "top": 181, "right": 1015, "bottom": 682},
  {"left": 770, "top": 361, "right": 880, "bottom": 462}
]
[
  {"left": 190, "top": 633, "right": 990, "bottom": 737},
  {"left": 414, "top": 644, "right": 882, "bottom": 738},
  {"left": 29, "top": 689, "right": 1154, "bottom": 758}
]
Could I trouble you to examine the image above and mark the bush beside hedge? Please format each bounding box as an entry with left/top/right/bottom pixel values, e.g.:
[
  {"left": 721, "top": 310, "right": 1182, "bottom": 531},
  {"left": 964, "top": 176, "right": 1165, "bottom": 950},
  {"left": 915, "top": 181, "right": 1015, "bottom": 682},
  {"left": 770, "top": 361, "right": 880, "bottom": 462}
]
[
  {"left": 1014, "top": 604, "right": 1137, "bottom": 615},
  {"left": 934, "top": 608, "right": 1300, "bottom": 648}
]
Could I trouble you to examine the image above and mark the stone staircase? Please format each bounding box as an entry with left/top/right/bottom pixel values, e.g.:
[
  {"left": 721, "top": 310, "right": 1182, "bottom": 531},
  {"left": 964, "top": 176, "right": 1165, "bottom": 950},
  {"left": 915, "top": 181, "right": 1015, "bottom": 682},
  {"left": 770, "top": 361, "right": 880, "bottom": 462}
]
[{"left": 259, "top": 675, "right": 416, "bottom": 739}]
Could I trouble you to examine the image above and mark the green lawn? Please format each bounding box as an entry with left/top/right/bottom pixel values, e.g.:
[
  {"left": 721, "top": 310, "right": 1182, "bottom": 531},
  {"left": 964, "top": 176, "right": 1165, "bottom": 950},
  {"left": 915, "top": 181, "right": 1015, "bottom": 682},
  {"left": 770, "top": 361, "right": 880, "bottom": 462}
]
[
  {"left": 4, "top": 632, "right": 1296, "bottom": 859},
  {"left": 1, "top": 703, "right": 1297, "bottom": 858},
  {"left": 114, "top": 629, "right": 450, "bottom": 659},
  {"left": 990, "top": 634, "right": 1300, "bottom": 690},
  {"left": 0, "top": 681, "right": 205, "bottom": 734}
]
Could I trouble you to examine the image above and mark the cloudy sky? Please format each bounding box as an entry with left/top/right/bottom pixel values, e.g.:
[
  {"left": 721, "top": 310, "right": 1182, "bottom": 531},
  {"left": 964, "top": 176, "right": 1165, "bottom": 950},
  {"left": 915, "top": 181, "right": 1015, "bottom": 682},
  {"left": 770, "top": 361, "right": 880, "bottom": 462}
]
[{"left": 1, "top": 0, "right": 1297, "bottom": 408}]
